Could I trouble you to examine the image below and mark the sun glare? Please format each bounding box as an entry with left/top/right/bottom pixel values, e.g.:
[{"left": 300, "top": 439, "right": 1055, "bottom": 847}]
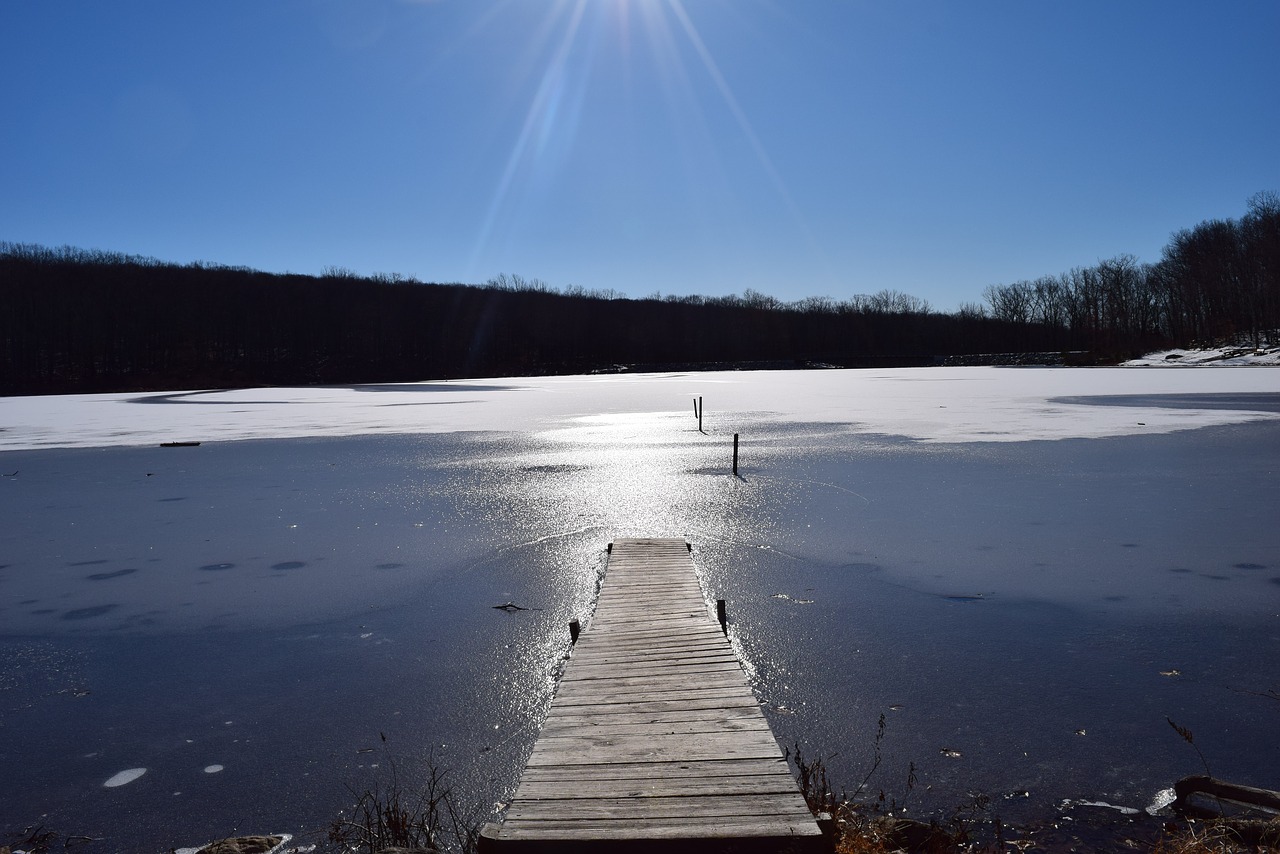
[{"left": 467, "top": 0, "right": 812, "bottom": 278}]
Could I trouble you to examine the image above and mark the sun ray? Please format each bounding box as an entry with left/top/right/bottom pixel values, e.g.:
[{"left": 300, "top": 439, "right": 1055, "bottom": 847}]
[
  {"left": 663, "top": 0, "right": 818, "bottom": 250},
  {"left": 469, "top": 0, "right": 590, "bottom": 275},
  {"left": 466, "top": 0, "right": 824, "bottom": 282}
]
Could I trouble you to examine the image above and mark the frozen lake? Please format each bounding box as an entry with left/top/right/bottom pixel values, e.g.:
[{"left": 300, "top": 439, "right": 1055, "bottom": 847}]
[{"left": 2, "top": 367, "right": 1278, "bottom": 850}]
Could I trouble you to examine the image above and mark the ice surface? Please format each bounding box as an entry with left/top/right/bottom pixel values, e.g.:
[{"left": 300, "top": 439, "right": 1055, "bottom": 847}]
[
  {"left": 2, "top": 366, "right": 1278, "bottom": 451},
  {"left": 2, "top": 367, "right": 1278, "bottom": 850}
]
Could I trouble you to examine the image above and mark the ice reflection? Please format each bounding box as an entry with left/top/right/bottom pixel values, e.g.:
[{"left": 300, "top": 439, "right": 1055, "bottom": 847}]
[{"left": 451, "top": 411, "right": 782, "bottom": 550}]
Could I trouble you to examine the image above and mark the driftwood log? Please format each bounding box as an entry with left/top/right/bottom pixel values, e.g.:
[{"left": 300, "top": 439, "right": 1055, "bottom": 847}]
[
  {"left": 1173, "top": 776, "right": 1280, "bottom": 847},
  {"left": 1174, "top": 774, "right": 1280, "bottom": 817}
]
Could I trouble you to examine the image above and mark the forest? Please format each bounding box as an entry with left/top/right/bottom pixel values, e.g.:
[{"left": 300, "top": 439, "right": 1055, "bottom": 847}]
[
  {"left": 2, "top": 193, "right": 1276, "bottom": 395},
  {"left": 980, "top": 191, "right": 1280, "bottom": 354}
]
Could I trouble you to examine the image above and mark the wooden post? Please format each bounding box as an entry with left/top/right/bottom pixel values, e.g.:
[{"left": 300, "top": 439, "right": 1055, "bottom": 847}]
[
  {"left": 732, "top": 433, "right": 739, "bottom": 475},
  {"left": 716, "top": 599, "right": 727, "bottom": 633},
  {"left": 569, "top": 619, "right": 581, "bottom": 644},
  {"left": 698, "top": 397, "right": 703, "bottom": 432}
]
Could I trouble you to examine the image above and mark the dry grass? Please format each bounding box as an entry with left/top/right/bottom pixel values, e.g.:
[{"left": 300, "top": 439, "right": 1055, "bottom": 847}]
[
  {"left": 0, "top": 826, "right": 102, "bottom": 853},
  {"left": 1155, "top": 818, "right": 1280, "bottom": 853},
  {"left": 1155, "top": 822, "right": 1256, "bottom": 854},
  {"left": 788, "top": 739, "right": 999, "bottom": 853},
  {"left": 323, "top": 736, "right": 480, "bottom": 854},
  {"left": 788, "top": 737, "right": 1280, "bottom": 853}
]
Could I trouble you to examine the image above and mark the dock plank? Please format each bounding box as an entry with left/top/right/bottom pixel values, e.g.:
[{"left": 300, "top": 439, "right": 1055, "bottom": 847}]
[
  {"left": 513, "top": 775, "right": 800, "bottom": 801},
  {"left": 480, "top": 538, "right": 824, "bottom": 853},
  {"left": 516, "top": 757, "right": 795, "bottom": 784}
]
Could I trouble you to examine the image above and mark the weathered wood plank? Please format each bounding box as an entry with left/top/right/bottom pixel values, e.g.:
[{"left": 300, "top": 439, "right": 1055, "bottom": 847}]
[
  {"left": 539, "top": 706, "right": 766, "bottom": 731},
  {"left": 574, "top": 637, "right": 730, "bottom": 650},
  {"left": 524, "top": 745, "right": 786, "bottom": 768},
  {"left": 559, "top": 666, "right": 747, "bottom": 686},
  {"left": 508, "top": 792, "right": 812, "bottom": 821},
  {"left": 549, "top": 686, "right": 759, "bottom": 708},
  {"left": 513, "top": 774, "right": 801, "bottom": 801},
  {"left": 526, "top": 732, "right": 787, "bottom": 764},
  {"left": 564, "top": 658, "right": 741, "bottom": 675},
  {"left": 566, "top": 648, "right": 740, "bottom": 667},
  {"left": 554, "top": 671, "right": 752, "bottom": 694},
  {"left": 562, "top": 657, "right": 743, "bottom": 674},
  {"left": 539, "top": 713, "right": 770, "bottom": 738},
  {"left": 580, "top": 619, "right": 723, "bottom": 636},
  {"left": 542, "top": 695, "right": 764, "bottom": 716},
  {"left": 494, "top": 817, "right": 821, "bottom": 841},
  {"left": 552, "top": 676, "right": 756, "bottom": 694},
  {"left": 534, "top": 725, "right": 777, "bottom": 749},
  {"left": 516, "top": 757, "right": 795, "bottom": 784}
]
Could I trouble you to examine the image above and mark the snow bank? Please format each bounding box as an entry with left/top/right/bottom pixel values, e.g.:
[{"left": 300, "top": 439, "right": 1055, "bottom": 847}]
[{"left": 1123, "top": 344, "right": 1280, "bottom": 366}]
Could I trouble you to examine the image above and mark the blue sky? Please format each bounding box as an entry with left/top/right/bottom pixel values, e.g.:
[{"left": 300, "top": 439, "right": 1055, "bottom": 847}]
[{"left": 3, "top": 1, "right": 1278, "bottom": 311}]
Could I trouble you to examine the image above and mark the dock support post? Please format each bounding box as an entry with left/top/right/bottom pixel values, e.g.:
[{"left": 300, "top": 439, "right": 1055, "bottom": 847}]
[
  {"left": 732, "top": 433, "right": 739, "bottom": 475},
  {"left": 716, "top": 599, "right": 727, "bottom": 633},
  {"left": 569, "top": 619, "right": 581, "bottom": 643}
]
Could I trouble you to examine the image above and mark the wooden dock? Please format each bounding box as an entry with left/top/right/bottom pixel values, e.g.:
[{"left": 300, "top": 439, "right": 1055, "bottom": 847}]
[{"left": 479, "top": 537, "right": 826, "bottom": 853}]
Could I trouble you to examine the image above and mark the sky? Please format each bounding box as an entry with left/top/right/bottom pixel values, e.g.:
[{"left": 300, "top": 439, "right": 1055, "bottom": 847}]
[{"left": 3, "top": 1, "right": 1278, "bottom": 312}]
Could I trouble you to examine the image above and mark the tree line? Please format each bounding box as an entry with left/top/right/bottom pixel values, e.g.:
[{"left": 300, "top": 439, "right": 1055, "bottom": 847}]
[
  {"left": 2, "top": 192, "right": 1274, "bottom": 395},
  {"left": 0, "top": 245, "right": 1040, "bottom": 395},
  {"left": 981, "top": 191, "right": 1280, "bottom": 354}
]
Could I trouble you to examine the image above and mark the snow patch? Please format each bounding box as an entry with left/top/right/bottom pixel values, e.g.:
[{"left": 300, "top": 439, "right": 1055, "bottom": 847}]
[
  {"left": 102, "top": 767, "right": 147, "bottom": 787},
  {"left": 1124, "top": 343, "right": 1280, "bottom": 367},
  {"left": 1147, "top": 787, "right": 1178, "bottom": 814}
]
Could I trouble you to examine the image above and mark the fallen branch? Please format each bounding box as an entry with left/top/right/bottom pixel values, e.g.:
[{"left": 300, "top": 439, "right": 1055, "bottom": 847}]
[{"left": 1174, "top": 774, "right": 1280, "bottom": 817}]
